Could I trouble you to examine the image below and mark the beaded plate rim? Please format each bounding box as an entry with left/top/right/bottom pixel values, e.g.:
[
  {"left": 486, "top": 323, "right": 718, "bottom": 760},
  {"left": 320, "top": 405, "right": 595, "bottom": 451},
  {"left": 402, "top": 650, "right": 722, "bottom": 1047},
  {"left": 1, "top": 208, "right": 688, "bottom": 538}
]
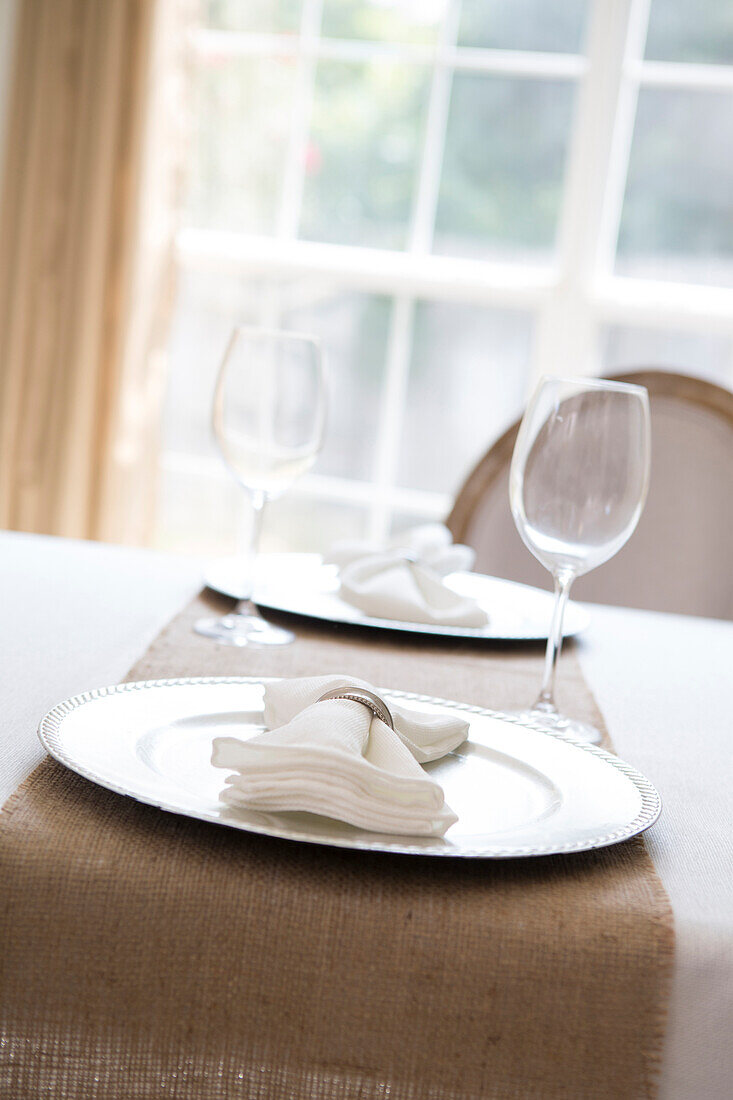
[
  {"left": 38, "top": 677, "right": 662, "bottom": 859},
  {"left": 204, "top": 553, "right": 592, "bottom": 642}
]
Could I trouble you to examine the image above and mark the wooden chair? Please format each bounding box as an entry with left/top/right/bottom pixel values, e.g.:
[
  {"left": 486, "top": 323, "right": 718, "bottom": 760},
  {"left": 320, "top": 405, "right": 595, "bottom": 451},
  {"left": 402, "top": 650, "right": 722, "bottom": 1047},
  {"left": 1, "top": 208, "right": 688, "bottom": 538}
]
[{"left": 447, "top": 370, "right": 733, "bottom": 620}]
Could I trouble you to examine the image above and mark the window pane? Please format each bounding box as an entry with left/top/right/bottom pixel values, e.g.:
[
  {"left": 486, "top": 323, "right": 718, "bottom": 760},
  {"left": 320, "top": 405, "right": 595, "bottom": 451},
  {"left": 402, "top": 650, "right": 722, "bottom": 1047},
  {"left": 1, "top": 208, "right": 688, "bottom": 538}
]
[
  {"left": 164, "top": 272, "right": 391, "bottom": 484},
  {"left": 284, "top": 289, "right": 391, "bottom": 480},
  {"left": 202, "top": 0, "right": 302, "bottom": 33},
  {"left": 458, "top": 0, "right": 588, "bottom": 54},
  {"left": 434, "top": 75, "right": 576, "bottom": 260},
  {"left": 299, "top": 60, "right": 428, "bottom": 249},
  {"left": 602, "top": 327, "right": 733, "bottom": 391},
  {"left": 155, "top": 467, "right": 370, "bottom": 556},
  {"left": 322, "top": 0, "right": 446, "bottom": 44},
  {"left": 185, "top": 57, "right": 294, "bottom": 233},
  {"left": 398, "top": 302, "right": 533, "bottom": 493},
  {"left": 155, "top": 464, "right": 240, "bottom": 555},
  {"left": 645, "top": 0, "right": 733, "bottom": 65},
  {"left": 160, "top": 271, "right": 382, "bottom": 554},
  {"left": 389, "top": 509, "right": 448, "bottom": 542},
  {"left": 264, "top": 496, "right": 370, "bottom": 552},
  {"left": 616, "top": 89, "right": 733, "bottom": 286},
  {"left": 163, "top": 271, "right": 261, "bottom": 462}
]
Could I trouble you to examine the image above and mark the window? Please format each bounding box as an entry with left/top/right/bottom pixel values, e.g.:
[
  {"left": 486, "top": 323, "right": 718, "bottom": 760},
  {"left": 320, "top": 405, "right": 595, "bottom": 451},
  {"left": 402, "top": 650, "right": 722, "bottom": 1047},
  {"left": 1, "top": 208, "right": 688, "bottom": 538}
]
[{"left": 157, "top": 0, "right": 733, "bottom": 555}]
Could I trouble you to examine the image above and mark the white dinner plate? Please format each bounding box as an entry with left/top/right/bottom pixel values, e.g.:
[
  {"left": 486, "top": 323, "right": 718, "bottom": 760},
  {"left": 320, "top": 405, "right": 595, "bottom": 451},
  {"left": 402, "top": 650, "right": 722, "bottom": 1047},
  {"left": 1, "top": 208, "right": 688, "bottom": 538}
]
[
  {"left": 38, "top": 678, "right": 660, "bottom": 859},
  {"left": 204, "top": 553, "right": 591, "bottom": 641}
]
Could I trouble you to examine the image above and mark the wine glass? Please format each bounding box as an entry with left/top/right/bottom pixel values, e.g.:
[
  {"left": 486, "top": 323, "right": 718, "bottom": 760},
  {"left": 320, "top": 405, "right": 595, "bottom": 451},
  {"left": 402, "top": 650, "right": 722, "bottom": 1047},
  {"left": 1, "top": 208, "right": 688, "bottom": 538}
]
[
  {"left": 195, "top": 327, "right": 326, "bottom": 646},
  {"left": 510, "top": 376, "right": 651, "bottom": 743}
]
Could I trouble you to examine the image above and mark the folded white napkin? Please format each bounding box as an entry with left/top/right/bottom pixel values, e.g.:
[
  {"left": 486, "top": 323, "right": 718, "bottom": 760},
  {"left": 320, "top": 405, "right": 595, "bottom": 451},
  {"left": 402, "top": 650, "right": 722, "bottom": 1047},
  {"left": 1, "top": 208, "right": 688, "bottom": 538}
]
[
  {"left": 211, "top": 674, "right": 469, "bottom": 837},
  {"left": 326, "top": 523, "right": 488, "bottom": 628}
]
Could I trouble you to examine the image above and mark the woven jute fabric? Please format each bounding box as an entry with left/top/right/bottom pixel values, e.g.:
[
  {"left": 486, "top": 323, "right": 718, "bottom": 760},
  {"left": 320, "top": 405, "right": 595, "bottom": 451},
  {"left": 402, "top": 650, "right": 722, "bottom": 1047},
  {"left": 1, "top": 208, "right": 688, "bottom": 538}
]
[{"left": 0, "top": 591, "right": 674, "bottom": 1099}]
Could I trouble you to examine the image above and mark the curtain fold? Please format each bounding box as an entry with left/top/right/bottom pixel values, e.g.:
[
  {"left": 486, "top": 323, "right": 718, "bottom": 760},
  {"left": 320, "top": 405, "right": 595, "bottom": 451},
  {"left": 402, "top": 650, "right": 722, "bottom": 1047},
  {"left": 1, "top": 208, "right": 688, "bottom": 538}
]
[{"left": 0, "top": 0, "right": 175, "bottom": 543}]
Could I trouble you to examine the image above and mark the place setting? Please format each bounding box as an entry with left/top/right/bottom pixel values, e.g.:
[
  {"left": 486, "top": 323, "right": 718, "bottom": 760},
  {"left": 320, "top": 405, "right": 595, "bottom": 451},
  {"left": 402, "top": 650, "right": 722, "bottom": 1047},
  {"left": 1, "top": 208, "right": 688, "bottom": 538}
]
[
  {"left": 9, "top": 4, "right": 733, "bottom": 1094},
  {"left": 196, "top": 328, "right": 590, "bottom": 642},
  {"left": 39, "top": 329, "right": 660, "bottom": 860}
]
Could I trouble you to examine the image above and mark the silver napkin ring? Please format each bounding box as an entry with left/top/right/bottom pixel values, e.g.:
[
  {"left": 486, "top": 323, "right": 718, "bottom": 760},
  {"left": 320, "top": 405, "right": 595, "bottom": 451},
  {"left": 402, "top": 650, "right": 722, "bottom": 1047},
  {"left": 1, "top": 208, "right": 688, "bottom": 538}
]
[{"left": 316, "top": 686, "right": 395, "bottom": 730}]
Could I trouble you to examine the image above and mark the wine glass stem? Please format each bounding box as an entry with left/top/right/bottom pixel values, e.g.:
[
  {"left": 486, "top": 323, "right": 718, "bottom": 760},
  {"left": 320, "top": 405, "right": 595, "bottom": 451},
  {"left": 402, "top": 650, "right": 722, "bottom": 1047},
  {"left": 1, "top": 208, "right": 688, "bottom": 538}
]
[
  {"left": 534, "top": 571, "right": 574, "bottom": 714},
  {"left": 236, "top": 490, "right": 266, "bottom": 613}
]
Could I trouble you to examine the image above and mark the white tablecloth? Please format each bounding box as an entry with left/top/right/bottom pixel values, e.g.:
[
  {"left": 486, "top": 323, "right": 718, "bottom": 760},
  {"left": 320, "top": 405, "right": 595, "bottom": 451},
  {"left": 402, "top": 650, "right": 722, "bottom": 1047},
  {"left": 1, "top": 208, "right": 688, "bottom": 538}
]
[{"left": 1, "top": 530, "right": 730, "bottom": 1099}]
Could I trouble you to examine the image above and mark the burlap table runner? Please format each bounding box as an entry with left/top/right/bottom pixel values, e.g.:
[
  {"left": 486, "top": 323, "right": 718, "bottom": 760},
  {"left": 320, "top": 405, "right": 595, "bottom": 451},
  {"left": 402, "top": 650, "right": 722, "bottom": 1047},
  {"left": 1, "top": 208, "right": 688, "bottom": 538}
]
[{"left": 1, "top": 590, "right": 674, "bottom": 1099}]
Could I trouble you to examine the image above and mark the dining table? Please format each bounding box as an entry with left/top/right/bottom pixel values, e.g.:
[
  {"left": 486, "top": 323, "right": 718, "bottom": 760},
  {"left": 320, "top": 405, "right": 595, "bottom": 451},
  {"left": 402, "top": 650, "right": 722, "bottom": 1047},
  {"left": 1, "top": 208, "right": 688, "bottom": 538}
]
[{"left": 1, "top": 528, "right": 731, "bottom": 1099}]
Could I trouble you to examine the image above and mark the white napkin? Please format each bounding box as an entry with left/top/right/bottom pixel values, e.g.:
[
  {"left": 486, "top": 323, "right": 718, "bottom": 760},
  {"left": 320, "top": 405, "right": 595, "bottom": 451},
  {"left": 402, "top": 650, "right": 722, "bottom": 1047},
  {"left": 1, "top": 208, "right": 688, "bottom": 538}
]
[
  {"left": 211, "top": 674, "right": 469, "bottom": 837},
  {"left": 326, "top": 523, "right": 488, "bottom": 628}
]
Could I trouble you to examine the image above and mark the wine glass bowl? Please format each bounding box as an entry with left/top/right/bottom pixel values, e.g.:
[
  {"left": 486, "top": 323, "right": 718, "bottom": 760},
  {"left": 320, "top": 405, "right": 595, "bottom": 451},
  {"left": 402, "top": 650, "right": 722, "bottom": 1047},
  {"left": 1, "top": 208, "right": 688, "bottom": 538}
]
[
  {"left": 510, "top": 377, "right": 651, "bottom": 742},
  {"left": 511, "top": 385, "right": 650, "bottom": 578},
  {"left": 196, "top": 327, "right": 326, "bottom": 647},
  {"left": 213, "top": 331, "right": 325, "bottom": 502}
]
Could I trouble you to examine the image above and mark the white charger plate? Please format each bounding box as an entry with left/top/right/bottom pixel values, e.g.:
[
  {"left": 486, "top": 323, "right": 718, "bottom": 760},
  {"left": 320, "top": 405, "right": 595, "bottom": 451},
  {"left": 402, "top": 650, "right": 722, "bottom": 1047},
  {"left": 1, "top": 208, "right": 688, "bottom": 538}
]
[
  {"left": 38, "top": 678, "right": 660, "bottom": 859},
  {"left": 204, "top": 553, "right": 591, "bottom": 641}
]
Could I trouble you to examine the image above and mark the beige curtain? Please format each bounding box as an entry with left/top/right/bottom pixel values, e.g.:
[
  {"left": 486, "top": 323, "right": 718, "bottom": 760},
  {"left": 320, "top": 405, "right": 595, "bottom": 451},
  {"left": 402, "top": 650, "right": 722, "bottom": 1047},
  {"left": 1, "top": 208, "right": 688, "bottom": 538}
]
[{"left": 0, "top": 0, "right": 177, "bottom": 543}]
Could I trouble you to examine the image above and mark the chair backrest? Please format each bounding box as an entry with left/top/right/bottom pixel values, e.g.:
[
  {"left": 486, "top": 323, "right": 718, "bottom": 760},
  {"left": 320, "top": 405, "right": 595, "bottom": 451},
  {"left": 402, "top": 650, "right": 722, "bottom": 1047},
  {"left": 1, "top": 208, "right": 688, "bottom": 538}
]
[{"left": 447, "top": 370, "right": 733, "bottom": 620}]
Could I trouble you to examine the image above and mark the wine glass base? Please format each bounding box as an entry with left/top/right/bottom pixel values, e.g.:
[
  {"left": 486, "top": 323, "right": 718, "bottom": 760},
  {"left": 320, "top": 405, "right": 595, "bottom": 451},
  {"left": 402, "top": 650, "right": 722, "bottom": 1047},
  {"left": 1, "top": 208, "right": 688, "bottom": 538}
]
[
  {"left": 194, "top": 613, "right": 295, "bottom": 647},
  {"left": 513, "top": 708, "right": 603, "bottom": 745}
]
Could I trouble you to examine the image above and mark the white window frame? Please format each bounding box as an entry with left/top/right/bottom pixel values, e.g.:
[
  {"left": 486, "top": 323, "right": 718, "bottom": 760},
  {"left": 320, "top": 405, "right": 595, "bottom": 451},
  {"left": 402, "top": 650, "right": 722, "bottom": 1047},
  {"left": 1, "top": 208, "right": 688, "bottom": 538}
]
[{"left": 166, "top": 0, "right": 733, "bottom": 543}]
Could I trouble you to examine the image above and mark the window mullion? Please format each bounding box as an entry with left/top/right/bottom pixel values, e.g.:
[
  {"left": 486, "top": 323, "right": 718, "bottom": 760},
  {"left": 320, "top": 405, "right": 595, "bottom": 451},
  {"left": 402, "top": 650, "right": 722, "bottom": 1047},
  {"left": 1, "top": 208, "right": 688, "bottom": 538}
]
[
  {"left": 593, "top": 0, "right": 652, "bottom": 277},
  {"left": 530, "top": 0, "right": 648, "bottom": 385},
  {"left": 370, "top": 297, "right": 416, "bottom": 540},
  {"left": 160, "top": 452, "right": 450, "bottom": 520},
  {"left": 631, "top": 58, "right": 733, "bottom": 93},
  {"left": 177, "top": 228, "right": 557, "bottom": 307},
  {"left": 276, "top": 0, "right": 323, "bottom": 240},
  {"left": 408, "top": 0, "right": 461, "bottom": 255},
  {"left": 448, "top": 46, "right": 585, "bottom": 80},
  {"left": 365, "top": 4, "right": 464, "bottom": 541},
  {"left": 189, "top": 30, "right": 585, "bottom": 81}
]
